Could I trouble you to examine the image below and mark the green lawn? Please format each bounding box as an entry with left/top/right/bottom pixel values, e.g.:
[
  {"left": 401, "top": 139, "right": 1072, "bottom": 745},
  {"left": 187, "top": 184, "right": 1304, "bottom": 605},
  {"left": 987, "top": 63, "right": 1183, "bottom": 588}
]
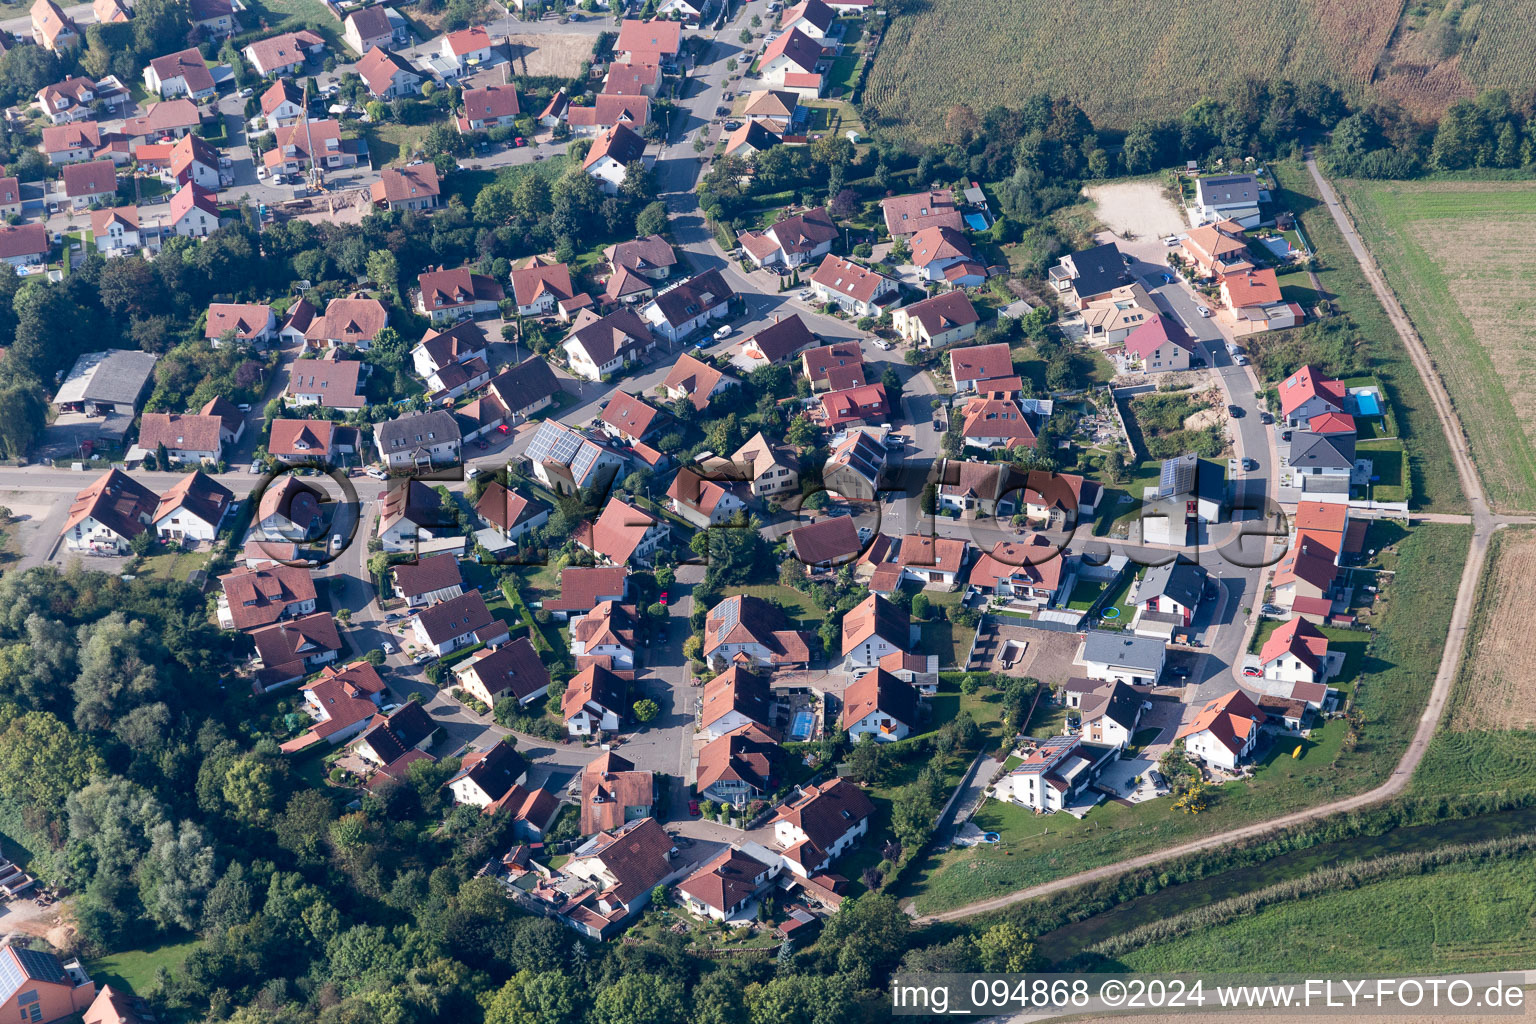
[
  {"left": 1119, "top": 854, "right": 1536, "bottom": 974},
  {"left": 899, "top": 524, "right": 1471, "bottom": 914},
  {"left": 239, "top": 0, "right": 337, "bottom": 35},
  {"left": 735, "top": 583, "right": 822, "bottom": 632},
  {"left": 137, "top": 548, "right": 212, "bottom": 582},
  {"left": 1357, "top": 438, "right": 1408, "bottom": 503},
  {"left": 1084, "top": 459, "right": 1162, "bottom": 537},
  {"left": 1336, "top": 178, "right": 1536, "bottom": 512},
  {"left": 88, "top": 935, "right": 201, "bottom": 996},
  {"left": 1269, "top": 161, "right": 1467, "bottom": 514}
]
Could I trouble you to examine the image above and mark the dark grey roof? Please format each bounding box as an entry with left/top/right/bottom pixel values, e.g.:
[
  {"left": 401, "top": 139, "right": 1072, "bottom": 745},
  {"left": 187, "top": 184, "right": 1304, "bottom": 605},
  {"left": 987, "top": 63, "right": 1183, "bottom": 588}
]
[
  {"left": 1196, "top": 173, "right": 1260, "bottom": 208},
  {"left": 378, "top": 409, "right": 461, "bottom": 451},
  {"left": 1288, "top": 431, "right": 1355, "bottom": 471},
  {"left": 1081, "top": 679, "right": 1140, "bottom": 731},
  {"left": 1065, "top": 241, "right": 1129, "bottom": 299},
  {"left": 1139, "top": 560, "right": 1207, "bottom": 610},
  {"left": 1082, "top": 630, "right": 1165, "bottom": 673},
  {"left": 53, "top": 349, "right": 159, "bottom": 407}
]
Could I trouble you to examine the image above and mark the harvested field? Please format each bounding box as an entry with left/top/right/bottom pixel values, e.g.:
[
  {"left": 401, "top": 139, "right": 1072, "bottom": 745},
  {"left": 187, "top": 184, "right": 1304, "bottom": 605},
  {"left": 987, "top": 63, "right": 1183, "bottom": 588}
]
[
  {"left": 863, "top": 0, "right": 1399, "bottom": 135},
  {"left": 1083, "top": 180, "right": 1185, "bottom": 239},
  {"left": 1447, "top": 526, "right": 1536, "bottom": 732},
  {"left": 1340, "top": 179, "right": 1536, "bottom": 512},
  {"left": 505, "top": 33, "right": 596, "bottom": 79}
]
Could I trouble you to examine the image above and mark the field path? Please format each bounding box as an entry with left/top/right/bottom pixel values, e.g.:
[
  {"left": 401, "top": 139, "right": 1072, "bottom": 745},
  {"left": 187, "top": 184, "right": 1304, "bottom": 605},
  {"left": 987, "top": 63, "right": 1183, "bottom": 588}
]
[{"left": 905, "top": 156, "right": 1504, "bottom": 925}]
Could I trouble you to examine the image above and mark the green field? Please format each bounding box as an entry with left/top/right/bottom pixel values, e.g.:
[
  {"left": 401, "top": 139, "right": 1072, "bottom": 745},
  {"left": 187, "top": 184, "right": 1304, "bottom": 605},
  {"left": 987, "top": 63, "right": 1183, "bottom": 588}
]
[
  {"left": 900, "top": 524, "right": 1470, "bottom": 914},
  {"left": 1118, "top": 854, "right": 1536, "bottom": 973},
  {"left": 1339, "top": 179, "right": 1536, "bottom": 512},
  {"left": 88, "top": 936, "right": 201, "bottom": 995},
  {"left": 1271, "top": 161, "right": 1468, "bottom": 514},
  {"left": 864, "top": 0, "right": 1398, "bottom": 135}
]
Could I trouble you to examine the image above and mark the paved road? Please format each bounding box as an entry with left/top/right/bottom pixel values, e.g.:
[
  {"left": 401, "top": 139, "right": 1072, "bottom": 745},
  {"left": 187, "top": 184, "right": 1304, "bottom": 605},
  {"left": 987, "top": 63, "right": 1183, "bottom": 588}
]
[{"left": 908, "top": 158, "right": 1500, "bottom": 925}]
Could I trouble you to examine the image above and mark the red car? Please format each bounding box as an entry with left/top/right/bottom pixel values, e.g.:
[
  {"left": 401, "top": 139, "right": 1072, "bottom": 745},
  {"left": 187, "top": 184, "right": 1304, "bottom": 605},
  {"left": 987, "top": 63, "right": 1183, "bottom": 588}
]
[
  {"left": 687, "top": 800, "right": 700, "bottom": 816},
  {"left": 1243, "top": 667, "right": 1262, "bottom": 677},
  {"left": 659, "top": 591, "right": 668, "bottom": 605},
  {"left": 514, "top": 137, "right": 526, "bottom": 147}
]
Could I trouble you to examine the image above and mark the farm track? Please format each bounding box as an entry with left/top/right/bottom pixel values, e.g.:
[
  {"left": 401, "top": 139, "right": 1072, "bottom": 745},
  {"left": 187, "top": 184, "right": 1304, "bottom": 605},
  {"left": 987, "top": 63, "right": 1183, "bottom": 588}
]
[{"left": 904, "top": 156, "right": 1524, "bottom": 925}]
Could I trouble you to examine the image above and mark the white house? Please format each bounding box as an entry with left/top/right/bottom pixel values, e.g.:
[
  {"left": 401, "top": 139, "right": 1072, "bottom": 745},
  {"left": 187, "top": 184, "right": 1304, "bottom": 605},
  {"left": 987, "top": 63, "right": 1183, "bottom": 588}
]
[
  {"left": 1190, "top": 173, "right": 1266, "bottom": 228},
  {"left": 1258, "top": 617, "right": 1337, "bottom": 685},
  {"left": 1079, "top": 629, "right": 1165, "bottom": 685},
  {"left": 90, "top": 207, "right": 140, "bottom": 254},
  {"left": 759, "top": 28, "right": 823, "bottom": 93},
  {"left": 376, "top": 409, "right": 461, "bottom": 470},
  {"left": 809, "top": 254, "right": 898, "bottom": 317},
  {"left": 582, "top": 122, "right": 647, "bottom": 195},
  {"left": 771, "top": 779, "right": 874, "bottom": 877},
  {"left": 562, "top": 308, "right": 655, "bottom": 381},
  {"left": 569, "top": 600, "right": 637, "bottom": 670},
  {"left": 391, "top": 552, "right": 464, "bottom": 608},
  {"left": 640, "top": 269, "right": 733, "bottom": 345},
  {"left": 841, "top": 668, "right": 919, "bottom": 743},
  {"left": 452, "top": 638, "right": 550, "bottom": 709},
  {"left": 561, "top": 663, "right": 629, "bottom": 736},
  {"left": 410, "top": 590, "right": 510, "bottom": 656},
  {"left": 446, "top": 740, "right": 527, "bottom": 807},
  {"left": 151, "top": 471, "right": 233, "bottom": 543},
  {"left": 62, "top": 469, "right": 155, "bottom": 553},
  {"left": 994, "top": 735, "right": 1117, "bottom": 813},
  {"left": 893, "top": 291, "right": 979, "bottom": 349},
  {"left": 666, "top": 467, "right": 747, "bottom": 528},
  {"left": 840, "top": 594, "right": 912, "bottom": 670},
  {"left": 1176, "top": 689, "right": 1262, "bottom": 770},
  {"left": 143, "top": 49, "right": 216, "bottom": 100},
  {"left": 168, "top": 182, "right": 220, "bottom": 238},
  {"left": 677, "top": 847, "right": 781, "bottom": 924},
  {"left": 1073, "top": 679, "right": 1144, "bottom": 749}
]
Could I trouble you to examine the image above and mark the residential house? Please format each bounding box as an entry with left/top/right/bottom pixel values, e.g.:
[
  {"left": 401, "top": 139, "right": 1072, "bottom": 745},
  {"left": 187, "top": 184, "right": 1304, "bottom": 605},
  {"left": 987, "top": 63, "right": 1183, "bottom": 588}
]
[
  {"left": 823, "top": 427, "right": 888, "bottom": 499},
  {"left": 84, "top": 984, "right": 157, "bottom": 1024},
  {"left": 284, "top": 357, "right": 365, "bottom": 409},
  {"left": 1180, "top": 219, "right": 1252, "bottom": 277},
  {"left": 570, "top": 600, "right": 638, "bottom": 669},
  {"left": 603, "top": 62, "right": 661, "bottom": 97},
  {"left": 1119, "top": 314, "right": 1196, "bottom": 373},
  {"left": 880, "top": 188, "right": 962, "bottom": 237},
  {"left": 725, "top": 431, "right": 799, "bottom": 501},
  {"left": 1080, "top": 282, "right": 1159, "bottom": 345},
  {"left": 268, "top": 418, "right": 348, "bottom": 465},
  {"left": 343, "top": 5, "right": 404, "bottom": 55},
  {"left": 968, "top": 535, "right": 1066, "bottom": 608},
  {"left": 416, "top": 264, "right": 503, "bottom": 321},
  {"left": 779, "top": 0, "right": 835, "bottom": 37},
  {"left": 662, "top": 352, "right": 738, "bottom": 410},
  {"left": 842, "top": 667, "right": 919, "bottom": 742},
  {"left": 167, "top": 181, "right": 219, "bottom": 237},
  {"left": 391, "top": 552, "right": 463, "bottom": 607},
  {"left": 641, "top": 268, "right": 734, "bottom": 345},
  {"left": 564, "top": 94, "right": 650, "bottom": 136},
  {"left": 1133, "top": 559, "right": 1208, "bottom": 636},
  {"left": 603, "top": 234, "right": 677, "bottom": 303},
  {"left": 809, "top": 254, "right": 898, "bottom": 317},
  {"left": 120, "top": 99, "right": 200, "bottom": 144},
  {"left": 189, "top": 0, "right": 237, "bottom": 37},
  {"left": 144, "top": 49, "right": 215, "bottom": 100},
  {"left": 62, "top": 469, "right": 156, "bottom": 553},
  {"left": 242, "top": 30, "right": 326, "bottom": 77},
  {"left": 1259, "top": 616, "right": 1337, "bottom": 685},
  {"left": 261, "top": 79, "right": 306, "bottom": 128},
  {"left": 411, "top": 590, "right": 510, "bottom": 656},
  {"left": 893, "top": 290, "right": 979, "bottom": 348},
  {"left": 411, "top": 318, "right": 489, "bottom": 395},
  {"left": 376, "top": 478, "right": 448, "bottom": 552},
  {"left": 136, "top": 410, "right": 223, "bottom": 463},
  {"left": 60, "top": 160, "right": 116, "bottom": 210},
  {"left": 1220, "top": 267, "right": 1301, "bottom": 334},
  {"left": 0, "top": 223, "right": 49, "bottom": 268},
  {"left": 263, "top": 120, "right": 361, "bottom": 177},
  {"left": 458, "top": 83, "right": 519, "bottom": 132},
  {"left": 357, "top": 46, "right": 422, "bottom": 100},
  {"left": 475, "top": 482, "right": 551, "bottom": 544},
  {"left": 453, "top": 637, "right": 551, "bottom": 709},
  {"left": 0, "top": 176, "right": 21, "bottom": 218},
  {"left": 599, "top": 390, "right": 663, "bottom": 444},
  {"left": 785, "top": 515, "right": 861, "bottom": 569},
  {"left": 582, "top": 122, "right": 648, "bottom": 194},
  {"left": 353, "top": 701, "right": 437, "bottom": 777},
  {"left": 737, "top": 206, "right": 837, "bottom": 268},
  {"left": 614, "top": 18, "right": 681, "bottom": 65},
  {"left": 483, "top": 355, "right": 563, "bottom": 423},
  {"left": 254, "top": 475, "right": 325, "bottom": 542},
  {"left": 1286, "top": 431, "right": 1356, "bottom": 495},
  {"left": 960, "top": 391, "right": 1046, "bottom": 451},
  {"left": 702, "top": 594, "right": 813, "bottom": 672},
  {"left": 446, "top": 740, "right": 531, "bottom": 809},
  {"left": 578, "top": 497, "right": 669, "bottom": 566},
  {"left": 0, "top": 946, "right": 96, "bottom": 1023},
  {"left": 741, "top": 88, "right": 800, "bottom": 132},
  {"left": 168, "top": 134, "right": 219, "bottom": 191},
  {"left": 677, "top": 847, "right": 780, "bottom": 924},
  {"left": 698, "top": 667, "right": 778, "bottom": 740},
  {"left": 1176, "top": 688, "right": 1262, "bottom": 770},
  {"left": 510, "top": 258, "right": 574, "bottom": 316},
  {"left": 1191, "top": 173, "right": 1265, "bottom": 227},
  {"left": 935, "top": 459, "right": 1020, "bottom": 517},
  {"left": 35, "top": 77, "right": 104, "bottom": 123},
  {"left": 722, "top": 120, "right": 784, "bottom": 161},
  {"left": 376, "top": 409, "right": 461, "bottom": 469},
  {"left": 31, "top": 0, "right": 80, "bottom": 50},
  {"left": 908, "top": 224, "right": 984, "bottom": 285},
  {"left": 730, "top": 313, "right": 817, "bottom": 372},
  {"left": 655, "top": 0, "right": 705, "bottom": 21},
  {"left": 1048, "top": 242, "right": 1131, "bottom": 308},
  {"left": 814, "top": 381, "right": 889, "bottom": 430},
  {"left": 895, "top": 534, "right": 969, "bottom": 589},
  {"left": 89, "top": 207, "right": 139, "bottom": 254},
  {"left": 667, "top": 467, "right": 747, "bottom": 527},
  {"left": 206, "top": 302, "right": 277, "bottom": 346},
  {"left": 552, "top": 817, "right": 683, "bottom": 938},
  {"left": 695, "top": 725, "right": 777, "bottom": 805},
  {"left": 771, "top": 778, "right": 875, "bottom": 877},
  {"left": 562, "top": 663, "right": 630, "bottom": 735},
  {"left": 563, "top": 307, "right": 656, "bottom": 380},
  {"left": 544, "top": 566, "right": 629, "bottom": 620},
  {"left": 1079, "top": 629, "right": 1166, "bottom": 685},
  {"left": 579, "top": 750, "right": 655, "bottom": 834},
  {"left": 278, "top": 660, "right": 386, "bottom": 742},
  {"left": 1277, "top": 364, "right": 1347, "bottom": 427},
  {"left": 947, "top": 343, "right": 1012, "bottom": 393},
  {"left": 370, "top": 163, "right": 441, "bottom": 211},
  {"left": 217, "top": 561, "right": 316, "bottom": 631},
  {"left": 994, "top": 734, "right": 1118, "bottom": 813},
  {"left": 759, "top": 28, "right": 824, "bottom": 94},
  {"left": 151, "top": 470, "right": 233, "bottom": 542},
  {"left": 1272, "top": 535, "right": 1341, "bottom": 617},
  {"left": 41, "top": 120, "right": 99, "bottom": 164},
  {"left": 524, "top": 419, "right": 627, "bottom": 494},
  {"left": 440, "top": 26, "right": 493, "bottom": 72},
  {"left": 250, "top": 612, "right": 342, "bottom": 687}
]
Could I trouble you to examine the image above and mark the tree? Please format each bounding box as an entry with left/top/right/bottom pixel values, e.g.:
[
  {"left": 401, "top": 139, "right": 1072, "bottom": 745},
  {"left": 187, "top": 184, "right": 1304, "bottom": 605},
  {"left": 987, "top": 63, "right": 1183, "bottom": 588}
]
[
  {"left": 591, "top": 973, "right": 687, "bottom": 1024},
  {"left": 138, "top": 820, "right": 218, "bottom": 931},
  {"left": 632, "top": 698, "right": 659, "bottom": 723},
  {"left": 682, "top": 635, "right": 702, "bottom": 662},
  {"left": 846, "top": 738, "right": 887, "bottom": 784},
  {"left": 0, "top": 709, "right": 104, "bottom": 813},
  {"left": 221, "top": 756, "right": 282, "bottom": 826},
  {"left": 944, "top": 103, "right": 980, "bottom": 146},
  {"left": 620, "top": 160, "right": 655, "bottom": 202},
  {"left": 976, "top": 922, "right": 1042, "bottom": 972},
  {"left": 634, "top": 200, "right": 668, "bottom": 237},
  {"left": 888, "top": 776, "right": 940, "bottom": 851},
  {"left": 817, "top": 892, "right": 911, "bottom": 987},
  {"left": 366, "top": 249, "right": 400, "bottom": 301},
  {"left": 738, "top": 27, "right": 752, "bottom": 44}
]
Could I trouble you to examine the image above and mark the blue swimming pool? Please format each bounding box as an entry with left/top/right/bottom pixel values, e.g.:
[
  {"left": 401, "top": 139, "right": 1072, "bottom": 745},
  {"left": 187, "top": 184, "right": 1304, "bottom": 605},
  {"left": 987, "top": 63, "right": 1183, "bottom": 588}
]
[
  {"left": 964, "top": 212, "right": 989, "bottom": 231},
  {"left": 790, "top": 710, "right": 815, "bottom": 741},
  {"left": 1352, "top": 391, "right": 1382, "bottom": 416}
]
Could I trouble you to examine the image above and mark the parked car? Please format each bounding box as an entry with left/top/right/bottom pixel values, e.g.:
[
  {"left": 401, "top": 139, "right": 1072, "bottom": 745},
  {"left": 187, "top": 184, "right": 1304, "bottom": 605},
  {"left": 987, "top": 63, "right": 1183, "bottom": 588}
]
[
  {"left": 365, "top": 466, "right": 388, "bottom": 480},
  {"left": 381, "top": 641, "right": 396, "bottom": 654},
  {"left": 1242, "top": 458, "right": 1258, "bottom": 471},
  {"left": 413, "top": 652, "right": 436, "bottom": 665},
  {"left": 1228, "top": 404, "right": 1244, "bottom": 418},
  {"left": 723, "top": 120, "right": 742, "bottom": 130},
  {"left": 386, "top": 613, "right": 403, "bottom": 622},
  {"left": 687, "top": 800, "right": 701, "bottom": 816},
  {"left": 716, "top": 105, "right": 729, "bottom": 116},
  {"left": 1197, "top": 306, "right": 1213, "bottom": 317},
  {"left": 329, "top": 535, "right": 343, "bottom": 553},
  {"left": 659, "top": 591, "right": 668, "bottom": 605},
  {"left": 1259, "top": 411, "right": 1274, "bottom": 424},
  {"left": 713, "top": 324, "right": 732, "bottom": 340},
  {"left": 881, "top": 434, "right": 904, "bottom": 450},
  {"left": 1163, "top": 235, "right": 1180, "bottom": 245},
  {"left": 1281, "top": 429, "right": 1293, "bottom": 442},
  {"left": 239, "top": 87, "right": 254, "bottom": 98},
  {"left": 1243, "top": 667, "right": 1262, "bottom": 677},
  {"left": 874, "top": 338, "right": 893, "bottom": 350},
  {"left": 514, "top": 136, "right": 526, "bottom": 147}
]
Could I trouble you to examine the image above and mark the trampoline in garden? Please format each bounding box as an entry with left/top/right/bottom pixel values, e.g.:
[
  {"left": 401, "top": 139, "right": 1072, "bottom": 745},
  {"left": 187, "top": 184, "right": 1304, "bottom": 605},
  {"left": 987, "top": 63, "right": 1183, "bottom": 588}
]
[
  {"left": 790, "top": 710, "right": 815, "bottom": 741},
  {"left": 1101, "top": 606, "right": 1121, "bottom": 619}
]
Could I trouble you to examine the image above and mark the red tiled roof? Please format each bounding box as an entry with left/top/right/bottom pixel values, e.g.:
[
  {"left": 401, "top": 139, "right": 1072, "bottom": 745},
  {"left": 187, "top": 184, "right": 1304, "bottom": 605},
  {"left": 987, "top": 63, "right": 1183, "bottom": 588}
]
[
  {"left": 1259, "top": 616, "right": 1330, "bottom": 675},
  {"left": 582, "top": 498, "right": 659, "bottom": 564},
  {"left": 268, "top": 417, "right": 336, "bottom": 457},
  {"left": 1175, "top": 688, "right": 1260, "bottom": 756},
  {"left": 809, "top": 254, "right": 892, "bottom": 305},
  {"left": 138, "top": 411, "right": 222, "bottom": 454},
  {"left": 510, "top": 258, "right": 573, "bottom": 308},
  {"left": 615, "top": 18, "right": 680, "bottom": 56},
  {"left": 545, "top": 566, "right": 629, "bottom": 612},
  {"left": 371, "top": 162, "right": 441, "bottom": 205},
  {"left": 841, "top": 667, "right": 918, "bottom": 730},
  {"left": 1220, "top": 267, "right": 1282, "bottom": 308},
  {"left": 220, "top": 562, "right": 316, "bottom": 630},
  {"left": 1278, "top": 364, "right": 1347, "bottom": 419}
]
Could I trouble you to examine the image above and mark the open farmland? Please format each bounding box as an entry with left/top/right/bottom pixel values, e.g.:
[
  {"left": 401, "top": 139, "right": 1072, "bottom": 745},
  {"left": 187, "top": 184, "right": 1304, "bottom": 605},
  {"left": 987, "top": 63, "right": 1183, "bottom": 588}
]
[
  {"left": 1339, "top": 179, "right": 1536, "bottom": 512},
  {"left": 1447, "top": 527, "right": 1536, "bottom": 732},
  {"left": 863, "top": 0, "right": 1398, "bottom": 135}
]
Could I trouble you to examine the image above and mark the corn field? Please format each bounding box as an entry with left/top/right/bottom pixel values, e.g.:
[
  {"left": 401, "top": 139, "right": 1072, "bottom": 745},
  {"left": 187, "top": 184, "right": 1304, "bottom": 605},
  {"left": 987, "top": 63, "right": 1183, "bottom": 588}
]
[{"left": 862, "top": 0, "right": 1399, "bottom": 137}]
